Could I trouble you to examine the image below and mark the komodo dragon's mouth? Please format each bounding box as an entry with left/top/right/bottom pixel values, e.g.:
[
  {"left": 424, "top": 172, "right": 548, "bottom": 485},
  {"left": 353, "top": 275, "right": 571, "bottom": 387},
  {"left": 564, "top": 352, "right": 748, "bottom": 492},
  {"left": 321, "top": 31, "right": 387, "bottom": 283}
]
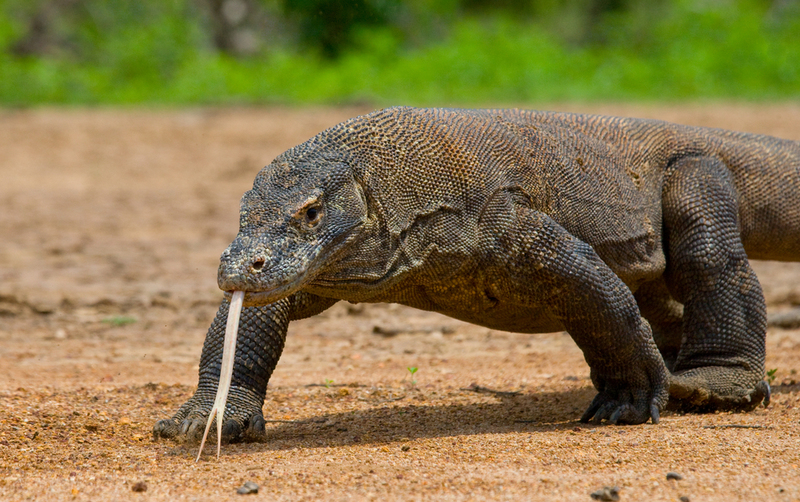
[
  {"left": 220, "top": 270, "right": 313, "bottom": 306},
  {"left": 222, "top": 289, "right": 288, "bottom": 307}
]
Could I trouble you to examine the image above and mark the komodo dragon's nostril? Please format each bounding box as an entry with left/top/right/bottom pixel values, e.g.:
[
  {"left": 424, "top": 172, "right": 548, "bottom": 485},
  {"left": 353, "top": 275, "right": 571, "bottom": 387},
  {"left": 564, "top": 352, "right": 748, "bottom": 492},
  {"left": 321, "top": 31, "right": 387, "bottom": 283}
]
[{"left": 251, "top": 258, "right": 266, "bottom": 272}]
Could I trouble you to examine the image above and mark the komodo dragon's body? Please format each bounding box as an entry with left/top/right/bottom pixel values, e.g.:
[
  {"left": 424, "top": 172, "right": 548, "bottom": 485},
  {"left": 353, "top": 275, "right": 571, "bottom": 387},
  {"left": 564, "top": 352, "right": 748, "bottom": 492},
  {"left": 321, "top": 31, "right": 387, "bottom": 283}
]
[{"left": 154, "top": 107, "right": 800, "bottom": 443}]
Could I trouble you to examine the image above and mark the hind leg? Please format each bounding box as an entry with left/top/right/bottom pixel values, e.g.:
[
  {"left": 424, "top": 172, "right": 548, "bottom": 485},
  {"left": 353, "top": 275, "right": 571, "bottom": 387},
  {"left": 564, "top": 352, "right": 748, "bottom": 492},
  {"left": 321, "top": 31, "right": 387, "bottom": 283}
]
[{"left": 662, "top": 156, "right": 769, "bottom": 412}]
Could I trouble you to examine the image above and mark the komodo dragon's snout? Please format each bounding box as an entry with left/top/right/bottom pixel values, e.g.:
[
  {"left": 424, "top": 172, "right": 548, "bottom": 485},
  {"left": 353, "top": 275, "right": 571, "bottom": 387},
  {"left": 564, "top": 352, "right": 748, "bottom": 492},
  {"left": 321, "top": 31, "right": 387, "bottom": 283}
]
[{"left": 217, "top": 156, "right": 369, "bottom": 307}]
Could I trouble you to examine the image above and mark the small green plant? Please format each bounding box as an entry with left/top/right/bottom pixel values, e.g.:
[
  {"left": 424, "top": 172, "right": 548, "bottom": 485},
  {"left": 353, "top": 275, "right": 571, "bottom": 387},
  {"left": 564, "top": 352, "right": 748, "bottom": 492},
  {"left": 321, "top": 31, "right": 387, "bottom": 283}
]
[
  {"left": 324, "top": 379, "right": 334, "bottom": 388},
  {"left": 102, "top": 316, "right": 137, "bottom": 326},
  {"left": 767, "top": 368, "right": 778, "bottom": 385},
  {"left": 407, "top": 366, "right": 418, "bottom": 386}
]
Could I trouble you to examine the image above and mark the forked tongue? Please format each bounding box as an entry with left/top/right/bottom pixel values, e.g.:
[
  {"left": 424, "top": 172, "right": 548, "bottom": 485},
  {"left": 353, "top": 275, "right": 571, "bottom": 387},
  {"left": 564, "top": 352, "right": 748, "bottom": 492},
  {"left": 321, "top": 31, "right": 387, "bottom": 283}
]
[{"left": 196, "top": 290, "right": 245, "bottom": 462}]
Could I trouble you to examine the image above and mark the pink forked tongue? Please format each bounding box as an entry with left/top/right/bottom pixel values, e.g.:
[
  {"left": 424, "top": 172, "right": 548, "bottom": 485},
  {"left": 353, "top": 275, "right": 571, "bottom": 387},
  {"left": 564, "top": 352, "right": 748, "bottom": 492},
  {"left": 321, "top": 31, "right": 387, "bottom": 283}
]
[{"left": 196, "top": 290, "right": 245, "bottom": 462}]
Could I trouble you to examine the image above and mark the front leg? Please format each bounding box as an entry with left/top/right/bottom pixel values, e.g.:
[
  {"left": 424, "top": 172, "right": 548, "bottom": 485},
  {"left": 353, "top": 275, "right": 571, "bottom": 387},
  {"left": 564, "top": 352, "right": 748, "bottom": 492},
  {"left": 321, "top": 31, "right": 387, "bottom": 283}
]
[
  {"left": 153, "top": 293, "right": 337, "bottom": 443},
  {"left": 153, "top": 298, "right": 290, "bottom": 443},
  {"left": 489, "top": 201, "right": 669, "bottom": 424}
]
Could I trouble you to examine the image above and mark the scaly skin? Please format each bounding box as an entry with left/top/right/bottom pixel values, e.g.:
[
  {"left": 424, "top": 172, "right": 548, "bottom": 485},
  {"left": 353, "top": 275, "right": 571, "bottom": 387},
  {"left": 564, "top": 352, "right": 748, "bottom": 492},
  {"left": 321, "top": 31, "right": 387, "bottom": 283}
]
[{"left": 154, "top": 107, "right": 799, "bottom": 444}]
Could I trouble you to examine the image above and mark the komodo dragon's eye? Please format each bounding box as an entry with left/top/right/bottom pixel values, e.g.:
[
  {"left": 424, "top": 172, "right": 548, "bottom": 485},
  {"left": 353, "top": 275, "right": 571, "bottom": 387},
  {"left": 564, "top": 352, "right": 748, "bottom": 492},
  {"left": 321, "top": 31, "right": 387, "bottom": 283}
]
[
  {"left": 294, "top": 194, "right": 323, "bottom": 227},
  {"left": 297, "top": 203, "right": 322, "bottom": 227},
  {"left": 305, "top": 206, "right": 320, "bottom": 223}
]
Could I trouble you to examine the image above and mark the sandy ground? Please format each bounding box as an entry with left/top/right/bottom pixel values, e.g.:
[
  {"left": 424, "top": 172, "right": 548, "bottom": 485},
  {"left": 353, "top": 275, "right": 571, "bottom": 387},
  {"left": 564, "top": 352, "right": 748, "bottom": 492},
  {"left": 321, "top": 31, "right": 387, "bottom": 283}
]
[{"left": 1, "top": 104, "right": 799, "bottom": 501}]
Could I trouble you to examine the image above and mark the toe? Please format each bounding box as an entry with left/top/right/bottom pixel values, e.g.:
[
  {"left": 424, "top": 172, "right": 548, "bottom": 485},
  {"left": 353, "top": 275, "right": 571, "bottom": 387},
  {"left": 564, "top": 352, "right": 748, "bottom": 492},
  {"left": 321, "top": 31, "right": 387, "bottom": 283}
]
[
  {"left": 580, "top": 393, "right": 605, "bottom": 423},
  {"left": 153, "top": 419, "right": 179, "bottom": 439},
  {"left": 222, "top": 419, "right": 243, "bottom": 442},
  {"left": 650, "top": 403, "right": 660, "bottom": 424},
  {"left": 591, "top": 401, "right": 618, "bottom": 425},
  {"left": 185, "top": 418, "right": 208, "bottom": 441},
  {"left": 245, "top": 413, "right": 267, "bottom": 442}
]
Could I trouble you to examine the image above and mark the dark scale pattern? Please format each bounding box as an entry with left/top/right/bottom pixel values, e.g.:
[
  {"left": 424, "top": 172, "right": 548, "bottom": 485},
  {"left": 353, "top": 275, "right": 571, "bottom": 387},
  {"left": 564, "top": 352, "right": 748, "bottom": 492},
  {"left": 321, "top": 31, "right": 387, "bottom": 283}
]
[{"left": 155, "top": 107, "right": 800, "bottom": 443}]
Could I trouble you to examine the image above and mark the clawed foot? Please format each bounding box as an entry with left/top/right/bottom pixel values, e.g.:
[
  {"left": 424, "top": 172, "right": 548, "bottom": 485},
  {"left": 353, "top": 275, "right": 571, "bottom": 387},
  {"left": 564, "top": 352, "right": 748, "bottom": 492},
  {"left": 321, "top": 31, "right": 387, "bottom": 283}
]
[
  {"left": 153, "top": 388, "right": 267, "bottom": 445},
  {"left": 580, "top": 347, "right": 669, "bottom": 426},
  {"left": 580, "top": 389, "right": 664, "bottom": 425},
  {"left": 667, "top": 366, "right": 770, "bottom": 413}
]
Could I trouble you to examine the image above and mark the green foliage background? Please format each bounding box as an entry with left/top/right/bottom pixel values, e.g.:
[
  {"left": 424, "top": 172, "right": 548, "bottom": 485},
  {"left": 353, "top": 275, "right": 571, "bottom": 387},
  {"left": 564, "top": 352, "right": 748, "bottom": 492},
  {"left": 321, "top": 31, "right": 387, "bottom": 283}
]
[{"left": 0, "top": 0, "right": 798, "bottom": 105}]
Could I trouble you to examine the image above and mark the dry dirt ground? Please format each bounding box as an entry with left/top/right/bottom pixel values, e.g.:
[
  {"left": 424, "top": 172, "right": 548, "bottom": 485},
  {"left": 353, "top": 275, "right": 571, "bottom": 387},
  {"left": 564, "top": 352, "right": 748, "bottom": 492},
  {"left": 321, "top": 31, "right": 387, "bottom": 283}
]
[{"left": 1, "top": 104, "right": 800, "bottom": 502}]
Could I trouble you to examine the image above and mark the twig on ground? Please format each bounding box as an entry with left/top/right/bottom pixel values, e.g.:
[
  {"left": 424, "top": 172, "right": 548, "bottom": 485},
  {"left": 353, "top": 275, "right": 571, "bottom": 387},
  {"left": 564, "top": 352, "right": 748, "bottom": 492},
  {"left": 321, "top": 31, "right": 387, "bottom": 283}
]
[
  {"left": 461, "top": 383, "right": 522, "bottom": 397},
  {"left": 767, "top": 308, "right": 800, "bottom": 329},
  {"left": 359, "top": 394, "right": 407, "bottom": 403},
  {"left": 702, "top": 424, "right": 771, "bottom": 429},
  {"left": 372, "top": 325, "right": 455, "bottom": 337}
]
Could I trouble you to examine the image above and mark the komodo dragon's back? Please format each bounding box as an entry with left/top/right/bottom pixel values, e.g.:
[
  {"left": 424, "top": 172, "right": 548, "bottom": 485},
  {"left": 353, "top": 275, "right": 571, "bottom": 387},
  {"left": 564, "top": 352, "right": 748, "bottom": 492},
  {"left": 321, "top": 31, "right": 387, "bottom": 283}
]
[
  {"left": 319, "top": 106, "right": 800, "bottom": 263},
  {"left": 362, "top": 107, "right": 800, "bottom": 255},
  {"left": 154, "top": 107, "right": 800, "bottom": 446},
  {"left": 502, "top": 108, "right": 800, "bottom": 260}
]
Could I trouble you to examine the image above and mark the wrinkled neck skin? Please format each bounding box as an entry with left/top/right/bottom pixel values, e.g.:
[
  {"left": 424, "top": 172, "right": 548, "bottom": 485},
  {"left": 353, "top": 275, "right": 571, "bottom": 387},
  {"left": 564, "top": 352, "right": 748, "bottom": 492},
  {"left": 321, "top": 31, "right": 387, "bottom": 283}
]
[
  {"left": 218, "top": 145, "right": 475, "bottom": 307},
  {"left": 303, "top": 195, "right": 433, "bottom": 303}
]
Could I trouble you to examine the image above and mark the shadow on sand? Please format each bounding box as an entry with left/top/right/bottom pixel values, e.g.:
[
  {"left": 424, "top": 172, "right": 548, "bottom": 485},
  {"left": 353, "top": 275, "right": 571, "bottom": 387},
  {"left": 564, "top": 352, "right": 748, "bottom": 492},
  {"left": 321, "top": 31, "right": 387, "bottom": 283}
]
[{"left": 252, "top": 385, "right": 598, "bottom": 451}]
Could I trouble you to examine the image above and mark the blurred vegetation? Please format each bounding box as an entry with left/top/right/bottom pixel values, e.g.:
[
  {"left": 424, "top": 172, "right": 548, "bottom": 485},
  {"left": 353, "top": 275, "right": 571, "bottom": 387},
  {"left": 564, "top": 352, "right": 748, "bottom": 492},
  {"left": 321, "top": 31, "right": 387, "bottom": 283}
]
[{"left": 0, "top": 0, "right": 798, "bottom": 105}]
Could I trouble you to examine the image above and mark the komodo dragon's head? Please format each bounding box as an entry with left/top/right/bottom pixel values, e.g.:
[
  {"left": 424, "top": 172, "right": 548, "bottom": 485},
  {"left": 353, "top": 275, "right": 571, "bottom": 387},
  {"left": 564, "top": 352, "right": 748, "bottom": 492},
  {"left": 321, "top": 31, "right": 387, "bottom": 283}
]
[{"left": 217, "top": 148, "right": 370, "bottom": 306}]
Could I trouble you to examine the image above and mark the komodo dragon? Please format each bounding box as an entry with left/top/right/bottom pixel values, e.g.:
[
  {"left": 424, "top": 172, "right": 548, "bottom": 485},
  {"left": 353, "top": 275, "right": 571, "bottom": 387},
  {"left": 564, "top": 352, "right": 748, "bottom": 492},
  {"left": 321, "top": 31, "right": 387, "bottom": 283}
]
[{"left": 154, "top": 107, "right": 800, "bottom": 445}]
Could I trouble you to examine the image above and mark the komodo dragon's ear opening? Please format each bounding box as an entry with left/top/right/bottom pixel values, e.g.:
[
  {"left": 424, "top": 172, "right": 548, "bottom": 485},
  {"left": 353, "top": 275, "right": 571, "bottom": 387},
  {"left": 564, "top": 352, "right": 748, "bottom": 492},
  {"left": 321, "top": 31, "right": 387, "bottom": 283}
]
[{"left": 343, "top": 169, "right": 372, "bottom": 220}]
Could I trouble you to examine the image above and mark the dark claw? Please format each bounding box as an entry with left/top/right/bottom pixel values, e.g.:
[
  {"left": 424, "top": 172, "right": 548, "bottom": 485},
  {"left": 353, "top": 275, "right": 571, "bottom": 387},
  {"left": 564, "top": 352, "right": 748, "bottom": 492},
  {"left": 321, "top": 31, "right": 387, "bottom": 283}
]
[
  {"left": 581, "top": 393, "right": 605, "bottom": 423},
  {"left": 609, "top": 408, "right": 622, "bottom": 425},
  {"left": 759, "top": 381, "right": 771, "bottom": 408},
  {"left": 650, "top": 403, "right": 660, "bottom": 424}
]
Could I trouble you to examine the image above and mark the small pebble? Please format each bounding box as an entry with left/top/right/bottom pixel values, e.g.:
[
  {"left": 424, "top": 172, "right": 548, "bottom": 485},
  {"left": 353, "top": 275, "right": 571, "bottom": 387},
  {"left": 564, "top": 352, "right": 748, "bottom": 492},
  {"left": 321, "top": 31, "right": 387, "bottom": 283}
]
[
  {"left": 401, "top": 445, "right": 411, "bottom": 452},
  {"left": 237, "top": 481, "right": 259, "bottom": 495},
  {"left": 679, "top": 496, "right": 690, "bottom": 502},
  {"left": 131, "top": 481, "right": 147, "bottom": 493},
  {"left": 590, "top": 486, "right": 620, "bottom": 501},
  {"left": 666, "top": 472, "right": 683, "bottom": 481}
]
